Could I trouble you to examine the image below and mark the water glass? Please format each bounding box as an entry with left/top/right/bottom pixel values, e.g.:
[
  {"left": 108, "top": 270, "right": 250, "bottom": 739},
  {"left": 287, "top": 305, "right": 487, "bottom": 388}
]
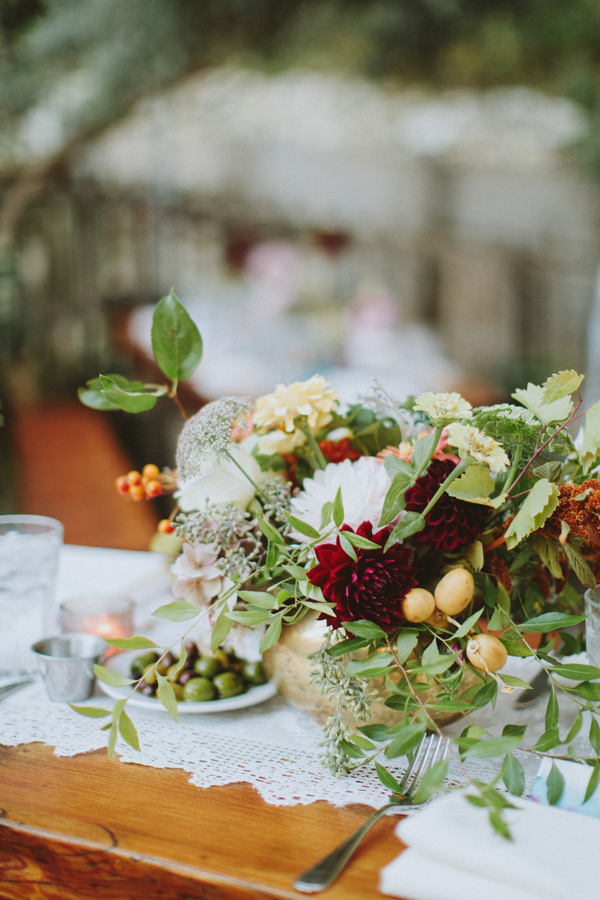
[
  {"left": 0, "top": 515, "right": 64, "bottom": 676},
  {"left": 584, "top": 585, "right": 600, "bottom": 666},
  {"left": 60, "top": 593, "right": 134, "bottom": 657}
]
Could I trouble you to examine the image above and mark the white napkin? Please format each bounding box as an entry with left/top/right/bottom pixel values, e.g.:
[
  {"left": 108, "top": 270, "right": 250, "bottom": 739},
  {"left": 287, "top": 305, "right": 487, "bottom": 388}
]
[{"left": 379, "top": 789, "right": 600, "bottom": 900}]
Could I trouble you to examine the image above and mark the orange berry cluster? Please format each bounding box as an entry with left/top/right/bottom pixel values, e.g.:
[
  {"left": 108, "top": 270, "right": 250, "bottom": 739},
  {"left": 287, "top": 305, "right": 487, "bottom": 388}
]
[{"left": 116, "top": 464, "right": 176, "bottom": 502}]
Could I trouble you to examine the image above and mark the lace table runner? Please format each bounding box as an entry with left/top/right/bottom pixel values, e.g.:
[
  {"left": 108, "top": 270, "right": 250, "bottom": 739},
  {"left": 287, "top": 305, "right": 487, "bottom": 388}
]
[
  {"left": 0, "top": 658, "right": 582, "bottom": 809},
  {"left": 0, "top": 545, "right": 589, "bottom": 809}
]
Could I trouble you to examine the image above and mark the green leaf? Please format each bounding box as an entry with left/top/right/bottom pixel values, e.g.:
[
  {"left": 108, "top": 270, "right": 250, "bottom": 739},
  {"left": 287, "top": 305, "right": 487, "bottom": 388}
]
[
  {"left": 512, "top": 383, "right": 573, "bottom": 426},
  {"left": 548, "top": 662, "right": 600, "bottom": 681},
  {"left": 260, "top": 617, "right": 283, "bottom": 653},
  {"left": 411, "top": 432, "right": 437, "bottom": 471},
  {"left": 332, "top": 487, "right": 344, "bottom": 528},
  {"left": 590, "top": 717, "right": 600, "bottom": 756},
  {"left": 152, "top": 599, "right": 203, "bottom": 622},
  {"left": 237, "top": 590, "right": 277, "bottom": 609},
  {"left": 346, "top": 654, "right": 395, "bottom": 679},
  {"left": 210, "top": 605, "right": 232, "bottom": 654},
  {"left": 257, "top": 516, "right": 286, "bottom": 545},
  {"left": 411, "top": 759, "right": 449, "bottom": 804},
  {"left": 151, "top": 291, "right": 203, "bottom": 382},
  {"left": 532, "top": 726, "right": 561, "bottom": 752},
  {"left": 285, "top": 514, "right": 321, "bottom": 539},
  {"left": 497, "top": 674, "right": 535, "bottom": 690},
  {"left": 464, "top": 540, "right": 484, "bottom": 572},
  {"left": 325, "top": 636, "right": 371, "bottom": 658},
  {"left": 98, "top": 375, "right": 165, "bottom": 412},
  {"left": 384, "top": 512, "right": 425, "bottom": 550},
  {"left": 542, "top": 370, "right": 584, "bottom": 404},
  {"left": 545, "top": 687, "right": 559, "bottom": 730},
  {"left": 107, "top": 720, "right": 118, "bottom": 760},
  {"left": 564, "top": 709, "right": 583, "bottom": 744},
  {"left": 105, "top": 635, "right": 159, "bottom": 650},
  {"left": 359, "top": 724, "right": 392, "bottom": 741},
  {"left": 375, "top": 761, "right": 404, "bottom": 793},
  {"left": 343, "top": 532, "right": 382, "bottom": 550},
  {"left": 339, "top": 739, "right": 365, "bottom": 759},
  {"left": 561, "top": 541, "right": 596, "bottom": 589},
  {"left": 529, "top": 534, "right": 564, "bottom": 580},
  {"left": 452, "top": 609, "right": 483, "bottom": 640},
  {"left": 378, "top": 472, "right": 411, "bottom": 527},
  {"left": 320, "top": 501, "right": 333, "bottom": 528},
  {"left": 383, "top": 456, "right": 413, "bottom": 479},
  {"left": 580, "top": 399, "right": 600, "bottom": 472},
  {"left": 464, "top": 734, "right": 523, "bottom": 759},
  {"left": 446, "top": 465, "right": 496, "bottom": 505},
  {"left": 584, "top": 764, "right": 600, "bottom": 803},
  {"left": 417, "top": 650, "right": 462, "bottom": 675},
  {"left": 518, "top": 612, "right": 586, "bottom": 633},
  {"left": 156, "top": 673, "right": 178, "bottom": 722},
  {"left": 68, "top": 704, "right": 111, "bottom": 718},
  {"left": 339, "top": 533, "right": 357, "bottom": 561},
  {"left": 502, "top": 723, "right": 527, "bottom": 740},
  {"left": 504, "top": 479, "right": 560, "bottom": 550},
  {"left": 384, "top": 723, "right": 426, "bottom": 759},
  {"left": 344, "top": 620, "right": 388, "bottom": 641},
  {"left": 570, "top": 682, "right": 600, "bottom": 701},
  {"left": 395, "top": 629, "right": 419, "bottom": 665},
  {"left": 227, "top": 609, "right": 270, "bottom": 625},
  {"left": 546, "top": 761, "right": 565, "bottom": 805},
  {"left": 118, "top": 709, "right": 141, "bottom": 751},
  {"left": 501, "top": 752, "right": 525, "bottom": 796},
  {"left": 93, "top": 664, "right": 134, "bottom": 687}
]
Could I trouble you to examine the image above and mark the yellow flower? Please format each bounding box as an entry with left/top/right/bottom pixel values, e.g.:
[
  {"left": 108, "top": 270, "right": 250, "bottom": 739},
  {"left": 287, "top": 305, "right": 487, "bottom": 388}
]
[
  {"left": 446, "top": 422, "right": 510, "bottom": 474},
  {"left": 414, "top": 392, "right": 472, "bottom": 426},
  {"left": 253, "top": 375, "right": 339, "bottom": 436}
]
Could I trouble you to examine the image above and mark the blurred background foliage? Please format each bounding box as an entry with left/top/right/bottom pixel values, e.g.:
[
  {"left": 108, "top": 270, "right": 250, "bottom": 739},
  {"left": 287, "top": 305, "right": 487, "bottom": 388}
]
[{"left": 3, "top": 0, "right": 600, "bottom": 175}]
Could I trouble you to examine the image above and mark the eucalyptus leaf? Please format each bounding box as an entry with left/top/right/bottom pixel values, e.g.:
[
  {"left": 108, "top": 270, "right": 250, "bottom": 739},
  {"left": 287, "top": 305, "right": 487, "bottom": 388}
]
[
  {"left": 118, "top": 709, "right": 141, "bottom": 751},
  {"left": 105, "top": 635, "right": 159, "bottom": 650},
  {"left": 93, "top": 664, "right": 134, "bottom": 687},
  {"left": 152, "top": 599, "right": 203, "bottom": 621},
  {"left": 68, "top": 704, "right": 111, "bottom": 718},
  {"left": 546, "top": 761, "right": 565, "bottom": 805}
]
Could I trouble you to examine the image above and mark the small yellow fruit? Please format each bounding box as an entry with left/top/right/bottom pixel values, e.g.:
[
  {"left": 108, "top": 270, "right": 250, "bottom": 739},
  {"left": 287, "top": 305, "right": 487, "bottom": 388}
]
[
  {"left": 424, "top": 609, "right": 449, "bottom": 630},
  {"left": 466, "top": 634, "right": 507, "bottom": 672},
  {"left": 434, "top": 568, "right": 475, "bottom": 616},
  {"left": 402, "top": 587, "right": 436, "bottom": 623}
]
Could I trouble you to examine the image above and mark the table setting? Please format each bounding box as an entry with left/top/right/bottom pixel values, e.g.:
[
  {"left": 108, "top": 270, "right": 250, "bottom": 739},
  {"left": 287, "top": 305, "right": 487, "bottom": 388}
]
[{"left": 5, "top": 292, "right": 600, "bottom": 898}]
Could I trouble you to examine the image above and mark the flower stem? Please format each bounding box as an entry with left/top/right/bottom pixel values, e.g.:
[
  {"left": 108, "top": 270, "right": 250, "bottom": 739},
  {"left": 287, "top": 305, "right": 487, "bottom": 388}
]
[
  {"left": 421, "top": 459, "right": 468, "bottom": 518},
  {"left": 299, "top": 423, "right": 327, "bottom": 470}
]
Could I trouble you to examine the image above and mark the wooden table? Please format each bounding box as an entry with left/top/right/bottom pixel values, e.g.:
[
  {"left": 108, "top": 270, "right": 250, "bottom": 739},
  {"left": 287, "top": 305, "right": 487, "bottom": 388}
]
[{"left": 0, "top": 741, "right": 406, "bottom": 899}]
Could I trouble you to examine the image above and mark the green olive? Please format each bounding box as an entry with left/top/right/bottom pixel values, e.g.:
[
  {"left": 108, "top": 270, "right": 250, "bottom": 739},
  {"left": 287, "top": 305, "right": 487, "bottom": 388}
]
[
  {"left": 172, "top": 683, "right": 183, "bottom": 701},
  {"left": 242, "top": 661, "right": 267, "bottom": 686},
  {"left": 142, "top": 663, "right": 158, "bottom": 685},
  {"left": 193, "top": 656, "right": 222, "bottom": 679},
  {"left": 182, "top": 676, "right": 216, "bottom": 703},
  {"left": 131, "top": 651, "right": 159, "bottom": 677},
  {"left": 166, "top": 663, "right": 182, "bottom": 682},
  {"left": 213, "top": 671, "right": 245, "bottom": 698}
]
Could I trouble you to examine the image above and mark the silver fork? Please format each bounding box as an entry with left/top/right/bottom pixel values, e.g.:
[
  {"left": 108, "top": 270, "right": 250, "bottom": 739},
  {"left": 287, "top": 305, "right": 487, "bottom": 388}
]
[{"left": 293, "top": 733, "right": 447, "bottom": 894}]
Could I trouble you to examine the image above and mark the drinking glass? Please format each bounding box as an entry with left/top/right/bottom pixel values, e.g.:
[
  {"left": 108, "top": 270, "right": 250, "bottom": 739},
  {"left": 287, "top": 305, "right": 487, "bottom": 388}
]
[
  {"left": 584, "top": 585, "right": 600, "bottom": 667},
  {"left": 0, "top": 515, "right": 64, "bottom": 676},
  {"left": 60, "top": 593, "right": 134, "bottom": 657}
]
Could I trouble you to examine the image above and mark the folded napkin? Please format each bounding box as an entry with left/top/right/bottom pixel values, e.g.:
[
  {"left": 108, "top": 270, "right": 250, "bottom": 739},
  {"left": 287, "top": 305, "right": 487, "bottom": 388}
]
[{"left": 379, "top": 789, "right": 600, "bottom": 900}]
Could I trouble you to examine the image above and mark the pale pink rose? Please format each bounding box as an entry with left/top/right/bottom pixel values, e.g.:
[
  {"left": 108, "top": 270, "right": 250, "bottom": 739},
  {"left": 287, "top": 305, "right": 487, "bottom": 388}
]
[{"left": 171, "top": 541, "right": 229, "bottom": 607}]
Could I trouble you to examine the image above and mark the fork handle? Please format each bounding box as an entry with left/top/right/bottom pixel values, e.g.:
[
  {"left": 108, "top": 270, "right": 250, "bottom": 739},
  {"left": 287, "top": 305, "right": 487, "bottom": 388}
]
[{"left": 293, "top": 801, "right": 398, "bottom": 893}]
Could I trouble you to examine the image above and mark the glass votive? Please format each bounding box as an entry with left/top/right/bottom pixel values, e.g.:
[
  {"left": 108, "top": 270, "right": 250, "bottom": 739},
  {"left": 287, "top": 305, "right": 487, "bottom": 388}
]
[
  {"left": 31, "top": 633, "right": 107, "bottom": 702},
  {"left": 0, "top": 514, "right": 64, "bottom": 676},
  {"left": 585, "top": 585, "right": 600, "bottom": 666},
  {"left": 59, "top": 594, "right": 134, "bottom": 656}
]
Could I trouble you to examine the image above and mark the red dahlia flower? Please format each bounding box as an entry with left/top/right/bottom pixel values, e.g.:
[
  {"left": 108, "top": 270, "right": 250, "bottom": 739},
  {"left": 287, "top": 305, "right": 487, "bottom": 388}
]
[
  {"left": 307, "top": 521, "right": 418, "bottom": 632},
  {"left": 404, "top": 458, "right": 488, "bottom": 551},
  {"left": 319, "top": 438, "right": 362, "bottom": 464}
]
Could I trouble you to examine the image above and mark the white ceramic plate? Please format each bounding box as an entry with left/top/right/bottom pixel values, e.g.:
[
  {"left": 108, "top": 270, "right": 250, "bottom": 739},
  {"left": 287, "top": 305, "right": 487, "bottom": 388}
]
[{"left": 98, "top": 650, "right": 277, "bottom": 714}]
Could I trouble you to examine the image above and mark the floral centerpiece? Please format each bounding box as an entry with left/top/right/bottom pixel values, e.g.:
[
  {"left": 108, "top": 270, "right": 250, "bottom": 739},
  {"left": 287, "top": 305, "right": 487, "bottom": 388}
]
[{"left": 78, "top": 292, "right": 600, "bottom": 831}]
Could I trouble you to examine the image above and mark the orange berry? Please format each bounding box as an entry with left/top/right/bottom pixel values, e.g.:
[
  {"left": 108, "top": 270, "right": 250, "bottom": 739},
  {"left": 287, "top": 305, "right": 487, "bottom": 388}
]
[
  {"left": 130, "top": 484, "right": 145, "bottom": 501},
  {"left": 146, "top": 480, "right": 163, "bottom": 498},
  {"left": 116, "top": 476, "right": 130, "bottom": 494},
  {"left": 127, "top": 470, "right": 142, "bottom": 486},
  {"left": 158, "top": 519, "right": 175, "bottom": 534},
  {"left": 143, "top": 463, "right": 160, "bottom": 480}
]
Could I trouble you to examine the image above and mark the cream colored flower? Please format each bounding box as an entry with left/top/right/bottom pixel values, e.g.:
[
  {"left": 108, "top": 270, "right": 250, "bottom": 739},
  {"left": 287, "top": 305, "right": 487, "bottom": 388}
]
[
  {"left": 414, "top": 392, "right": 472, "bottom": 426},
  {"left": 255, "top": 427, "right": 307, "bottom": 456},
  {"left": 253, "top": 375, "right": 339, "bottom": 435},
  {"left": 446, "top": 422, "right": 510, "bottom": 474}
]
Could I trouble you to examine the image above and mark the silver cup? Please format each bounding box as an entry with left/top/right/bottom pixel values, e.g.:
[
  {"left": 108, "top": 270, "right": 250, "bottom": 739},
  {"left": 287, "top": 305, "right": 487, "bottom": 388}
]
[{"left": 31, "top": 633, "right": 107, "bottom": 702}]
